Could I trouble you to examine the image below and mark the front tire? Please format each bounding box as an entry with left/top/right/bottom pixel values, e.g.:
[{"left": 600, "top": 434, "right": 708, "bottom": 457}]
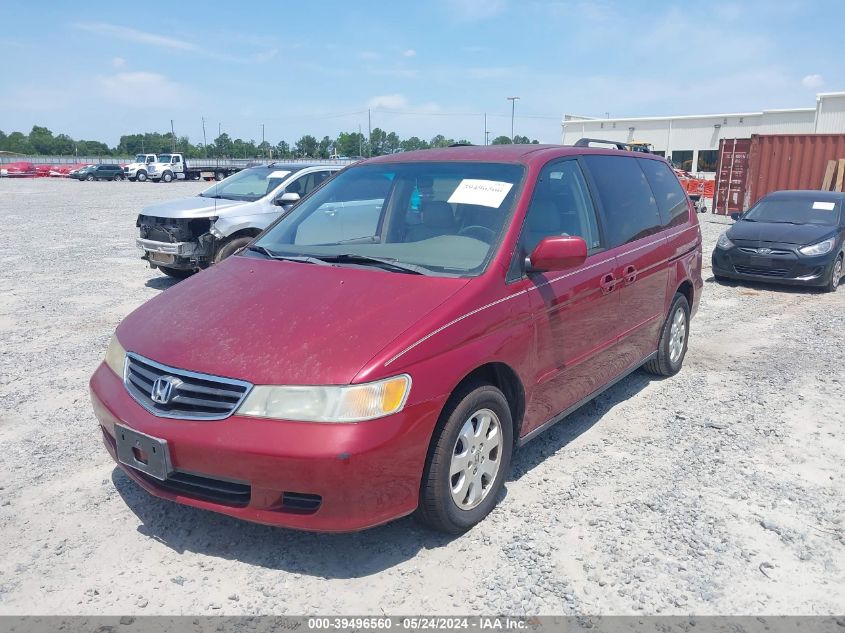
[
  {"left": 137, "top": 171, "right": 147, "bottom": 182},
  {"left": 416, "top": 383, "right": 513, "bottom": 534},
  {"left": 85, "top": 174, "right": 94, "bottom": 181},
  {"left": 824, "top": 254, "right": 843, "bottom": 293},
  {"left": 644, "top": 293, "right": 690, "bottom": 377},
  {"left": 158, "top": 266, "right": 194, "bottom": 279},
  {"left": 213, "top": 236, "right": 254, "bottom": 264},
  {"left": 162, "top": 171, "right": 173, "bottom": 183}
]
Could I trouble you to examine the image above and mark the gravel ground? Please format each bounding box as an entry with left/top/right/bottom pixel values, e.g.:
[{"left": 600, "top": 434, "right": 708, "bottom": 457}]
[{"left": 0, "top": 178, "right": 843, "bottom": 616}]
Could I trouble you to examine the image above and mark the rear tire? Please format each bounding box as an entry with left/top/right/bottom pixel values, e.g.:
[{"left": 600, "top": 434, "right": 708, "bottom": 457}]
[
  {"left": 824, "top": 254, "right": 843, "bottom": 293},
  {"left": 415, "top": 383, "right": 513, "bottom": 534},
  {"left": 113, "top": 174, "right": 123, "bottom": 181},
  {"left": 215, "top": 171, "right": 225, "bottom": 181},
  {"left": 643, "top": 293, "right": 690, "bottom": 377},
  {"left": 213, "top": 236, "right": 254, "bottom": 264},
  {"left": 159, "top": 267, "right": 194, "bottom": 279}
]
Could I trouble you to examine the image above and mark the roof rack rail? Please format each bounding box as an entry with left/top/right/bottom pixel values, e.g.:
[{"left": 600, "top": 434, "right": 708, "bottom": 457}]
[{"left": 573, "top": 138, "right": 630, "bottom": 150}]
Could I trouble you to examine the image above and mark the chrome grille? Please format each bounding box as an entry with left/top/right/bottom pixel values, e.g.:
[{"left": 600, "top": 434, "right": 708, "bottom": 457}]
[{"left": 124, "top": 353, "right": 252, "bottom": 420}]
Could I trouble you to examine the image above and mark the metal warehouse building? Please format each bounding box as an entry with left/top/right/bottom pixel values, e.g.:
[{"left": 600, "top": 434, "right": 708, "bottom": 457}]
[{"left": 561, "top": 91, "right": 845, "bottom": 176}]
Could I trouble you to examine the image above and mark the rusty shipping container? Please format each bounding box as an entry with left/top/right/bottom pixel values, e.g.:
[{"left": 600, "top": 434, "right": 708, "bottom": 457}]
[
  {"left": 713, "top": 133, "right": 845, "bottom": 214},
  {"left": 713, "top": 138, "right": 751, "bottom": 215}
]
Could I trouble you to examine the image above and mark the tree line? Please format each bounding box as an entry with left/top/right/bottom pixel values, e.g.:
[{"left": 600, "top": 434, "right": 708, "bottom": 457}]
[{"left": 0, "top": 125, "right": 540, "bottom": 159}]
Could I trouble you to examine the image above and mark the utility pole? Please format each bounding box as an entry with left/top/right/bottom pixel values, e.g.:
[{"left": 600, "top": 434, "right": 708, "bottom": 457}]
[
  {"left": 218, "top": 123, "right": 222, "bottom": 161},
  {"left": 170, "top": 119, "right": 176, "bottom": 152},
  {"left": 367, "top": 109, "right": 372, "bottom": 157},
  {"left": 201, "top": 117, "right": 208, "bottom": 158},
  {"left": 261, "top": 123, "right": 265, "bottom": 159},
  {"left": 358, "top": 124, "right": 363, "bottom": 157},
  {"left": 507, "top": 97, "right": 520, "bottom": 143},
  {"left": 484, "top": 112, "right": 488, "bottom": 146}
]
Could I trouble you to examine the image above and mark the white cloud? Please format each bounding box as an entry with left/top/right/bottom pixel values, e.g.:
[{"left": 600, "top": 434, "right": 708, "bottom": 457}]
[
  {"left": 97, "top": 72, "right": 195, "bottom": 106},
  {"left": 111, "top": 57, "right": 126, "bottom": 68},
  {"left": 367, "top": 94, "right": 409, "bottom": 109},
  {"left": 73, "top": 22, "right": 276, "bottom": 64},
  {"left": 402, "top": 49, "right": 416, "bottom": 57},
  {"left": 75, "top": 22, "right": 198, "bottom": 51},
  {"left": 467, "top": 66, "right": 520, "bottom": 80},
  {"left": 366, "top": 94, "right": 440, "bottom": 114},
  {"left": 446, "top": 0, "right": 507, "bottom": 21},
  {"left": 801, "top": 74, "right": 824, "bottom": 89},
  {"left": 253, "top": 49, "right": 278, "bottom": 63}
]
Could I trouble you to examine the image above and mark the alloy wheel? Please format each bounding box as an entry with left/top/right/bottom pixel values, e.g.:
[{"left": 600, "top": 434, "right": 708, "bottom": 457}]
[
  {"left": 449, "top": 408, "right": 503, "bottom": 510},
  {"left": 669, "top": 307, "right": 687, "bottom": 364}
]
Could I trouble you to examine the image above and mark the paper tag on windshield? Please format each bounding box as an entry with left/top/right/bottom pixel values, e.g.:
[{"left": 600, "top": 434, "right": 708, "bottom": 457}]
[
  {"left": 447, "top": 179, "right": 513, "bottom": 208},
  {"left": 267, "top": 170, "right": 291, "bottom": 180},
  {"left": 813, "top": 201, "right": 836, "bottom": 210}
]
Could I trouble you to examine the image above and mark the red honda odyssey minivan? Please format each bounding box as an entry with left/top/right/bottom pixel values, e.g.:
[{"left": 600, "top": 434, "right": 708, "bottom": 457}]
[{"left": 90, "top": 144, "right": 703, "bottom": 533}]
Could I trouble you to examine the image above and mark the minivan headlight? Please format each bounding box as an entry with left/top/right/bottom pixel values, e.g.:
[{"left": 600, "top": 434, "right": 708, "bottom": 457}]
[
  {"left": 799, "top": 237, "right": 835, "bottom": 256},
  {"left": 104, "top": 334, "right": 126, "bottom": 377},
  {"left": 237, "top": 375, "right": 412, "bottom": 422},
  {"left": 716, "top": 232, "right": 734, "bottom": 250}
]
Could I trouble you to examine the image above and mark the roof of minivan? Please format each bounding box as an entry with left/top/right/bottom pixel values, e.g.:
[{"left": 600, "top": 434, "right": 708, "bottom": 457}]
[
  {"left": 363, "top": 144, "right": 663, "bottom": 166},
  {"left": 764, "top": 190, "right": 845, "bottom": 201},
  {"left": 252, "top": 162, "right": 339, "bottom": 170}
]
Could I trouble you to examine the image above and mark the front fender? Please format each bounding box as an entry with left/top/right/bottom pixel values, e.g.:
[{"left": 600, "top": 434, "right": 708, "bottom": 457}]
[{"left": 213, "top": 211, "right": 282, "bottom": 238}]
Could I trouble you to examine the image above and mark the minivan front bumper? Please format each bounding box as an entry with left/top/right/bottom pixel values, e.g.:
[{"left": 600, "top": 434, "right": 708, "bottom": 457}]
[{"left": 90, "top": 363, "right": 439, "bottom": 532}]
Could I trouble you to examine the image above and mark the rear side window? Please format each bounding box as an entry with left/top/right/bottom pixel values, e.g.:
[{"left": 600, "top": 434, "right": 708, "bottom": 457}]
[
  {"left": 582, "top": 155, "right": 662, "bottom": 247},
  {"left": 638, "top": 158, "right": 689, "bottom": 228}
]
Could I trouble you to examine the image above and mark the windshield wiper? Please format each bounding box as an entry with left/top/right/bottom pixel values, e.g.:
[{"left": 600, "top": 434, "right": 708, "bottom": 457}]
[
  {"left": 245, "top": 245, "right": 329, "bottom": 265},
  {"left": 313, "top": 253, "right": 427, "bottom": 275}
]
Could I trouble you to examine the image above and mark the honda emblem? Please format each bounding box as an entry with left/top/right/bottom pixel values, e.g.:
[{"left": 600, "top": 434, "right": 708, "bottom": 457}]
[{"left": 150, "top": 376, "right": 177, "bottom": 405}]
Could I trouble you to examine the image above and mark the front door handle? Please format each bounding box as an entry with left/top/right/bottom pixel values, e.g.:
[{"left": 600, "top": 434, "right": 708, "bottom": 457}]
[
  {"left": 600, "top": 273, "right": 618, "bottom": 294},
  {"left": 623, "top": 265, "right": 638, "bottom": 284}
]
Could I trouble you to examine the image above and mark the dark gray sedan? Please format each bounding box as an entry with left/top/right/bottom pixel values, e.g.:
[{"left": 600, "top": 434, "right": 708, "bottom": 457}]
[{"left": 712, "top": 190, "right": 845, "bottom": 292}]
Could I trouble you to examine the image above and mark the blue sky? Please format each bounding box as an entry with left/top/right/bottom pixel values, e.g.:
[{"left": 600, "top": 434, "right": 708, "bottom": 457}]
[{"left": 1, "top": 0, "right": 842, "bottom": 147}]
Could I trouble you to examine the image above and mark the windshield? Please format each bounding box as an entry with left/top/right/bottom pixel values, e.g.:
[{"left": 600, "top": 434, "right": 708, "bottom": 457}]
[
  {"left": 198, "top": 166, "right": 296, "bottom": 202},
  {"left": 134, "top": 154, "right": 148, "bottom": 163},
  {"left": 744, "top": 197, "right": 841, "bottom": 226},
  {"left": 253, "top": 162, "right": 524, "bottom": 276}
]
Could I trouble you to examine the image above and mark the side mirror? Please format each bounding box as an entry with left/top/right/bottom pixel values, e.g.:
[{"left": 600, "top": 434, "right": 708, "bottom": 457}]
[
  {"left": 275, "top": 192, "right": 301, "bottom": 206},
  {"left": 527, "top": 236, "right": 587, "bottom": 272},
  {"left": 730, "top": 212, "right": 741, "bottom": 221}
]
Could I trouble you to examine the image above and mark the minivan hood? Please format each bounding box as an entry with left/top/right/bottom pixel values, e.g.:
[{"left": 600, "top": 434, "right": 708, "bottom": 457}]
[
  {"left": 141, "top": 196, "right": 247, "bottom": 219},
  {"left": 117, "top": 257, "right": 469, "bottom": 386},
  {"left": 729, "top": 220, "right": 835, "bottom": 246}
]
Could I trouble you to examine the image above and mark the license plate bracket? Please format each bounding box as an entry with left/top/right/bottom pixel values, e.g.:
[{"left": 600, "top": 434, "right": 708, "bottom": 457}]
[
  {"left": 148, "top": 252, "right": 176, "bottom": 265},
  {"left": 749, "top": 256, "right": 773, "bottom": 267},
  {"left": 115, "top": 424, "right": 173, "bottom": 481}
]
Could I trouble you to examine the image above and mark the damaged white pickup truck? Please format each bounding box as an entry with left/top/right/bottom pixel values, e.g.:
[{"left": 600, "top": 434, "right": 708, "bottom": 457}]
[{"left": 136, "top": 162, "right": 345, "bottom": 277}]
